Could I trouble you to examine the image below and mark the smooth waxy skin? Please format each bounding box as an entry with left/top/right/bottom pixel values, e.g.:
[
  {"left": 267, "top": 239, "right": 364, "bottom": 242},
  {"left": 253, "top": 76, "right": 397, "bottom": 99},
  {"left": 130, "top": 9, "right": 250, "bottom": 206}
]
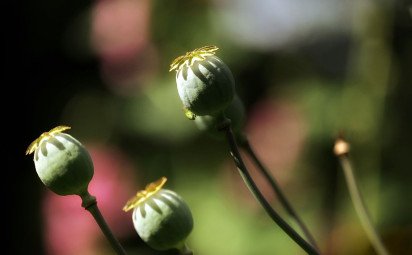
[
  {"left": 176, "top": 55, "right": 235, "bottom": 116},
  {"left": 132, "top": 189, "right": 193, "bottom": 251},
  {"left": 34, "top": 133, "right": 94, "bottom": 196}
]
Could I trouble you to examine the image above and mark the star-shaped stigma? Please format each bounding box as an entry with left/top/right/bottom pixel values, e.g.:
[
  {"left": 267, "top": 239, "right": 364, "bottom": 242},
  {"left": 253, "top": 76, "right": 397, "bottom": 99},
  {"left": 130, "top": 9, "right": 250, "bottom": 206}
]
[
  {"left": 123, "top": 177, "right": 168, "bottom": 212},
  {"left": 169, "top": 45, "right": 219, "bottom": 72},
  {"left": 26, "top": 126, "right": 71, "bottom": 155}
]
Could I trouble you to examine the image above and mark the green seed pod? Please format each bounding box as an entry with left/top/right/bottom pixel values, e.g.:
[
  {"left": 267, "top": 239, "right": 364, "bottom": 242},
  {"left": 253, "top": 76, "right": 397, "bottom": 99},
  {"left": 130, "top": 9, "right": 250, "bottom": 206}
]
[
  {"left": 195, "top": 94, "right": 246, "bottom": 138},
  {"left": 124, "top": 177, "right": 193, "bottom": 251},
  {"left": 170, "top": 46, "right": 235, "bottom": 116},
  {"left": 26, "top": 126, "right": 94, "bottom": 196}
]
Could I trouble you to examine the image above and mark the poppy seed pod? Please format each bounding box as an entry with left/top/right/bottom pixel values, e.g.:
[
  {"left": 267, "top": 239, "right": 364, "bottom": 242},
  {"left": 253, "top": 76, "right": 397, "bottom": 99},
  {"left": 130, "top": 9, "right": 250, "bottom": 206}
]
[
  {"left": 26, "top": 126, "right": 94, "bottom": 196},
  {"left": 123, "top": 177, "right": 193, "bottom": 251},
  {"left": 194, "top": 94, "right": 246, "bottom": 138},
  {"left": 170, "top": 46, "right": 235, "bottom": 116}
]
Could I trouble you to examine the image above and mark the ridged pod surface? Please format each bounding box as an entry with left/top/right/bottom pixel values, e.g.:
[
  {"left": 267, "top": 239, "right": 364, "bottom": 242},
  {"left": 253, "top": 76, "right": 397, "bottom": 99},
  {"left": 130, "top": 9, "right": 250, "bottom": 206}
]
[
  {"left": 27, "top": 127, "right": 94, "bottom": 196},
  {"left": 171, "top": 46, "right": 235, "bottom": 116},
  {"left": 132, "top": 189, "right": 193, "bottom": 250}
]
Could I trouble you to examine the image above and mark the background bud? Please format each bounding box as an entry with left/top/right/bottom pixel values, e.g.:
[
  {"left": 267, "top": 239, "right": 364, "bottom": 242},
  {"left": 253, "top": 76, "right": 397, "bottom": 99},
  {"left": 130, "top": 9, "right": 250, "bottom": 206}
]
[{"left": 195, "top": 94, "right": 246, "bottom": 138}]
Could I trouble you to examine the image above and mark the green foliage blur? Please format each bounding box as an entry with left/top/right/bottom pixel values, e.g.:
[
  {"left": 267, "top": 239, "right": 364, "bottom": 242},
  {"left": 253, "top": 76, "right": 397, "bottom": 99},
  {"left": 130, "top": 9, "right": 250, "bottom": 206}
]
[{"left": 12, "top": 0, "right": 411, "bottom": 254}]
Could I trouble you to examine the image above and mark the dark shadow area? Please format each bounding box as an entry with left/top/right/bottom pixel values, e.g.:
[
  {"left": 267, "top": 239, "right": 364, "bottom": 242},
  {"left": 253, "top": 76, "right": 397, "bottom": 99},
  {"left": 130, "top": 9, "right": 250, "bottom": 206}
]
[
  {"left": 158, "top": 191, "right": 179, "bottom": 211},
  {"left": 181, "top": 64, "right": 188, "bottom": 81},
  {"left": 38, "top": 135, "right": 66, "bottom": 158},
  {"left": 34, "top": 147, "right": 40, "bottom": 161},
  {"left": 189, "top": 61, "right": 209, "bottom": 85},
  {"left": 47, "top": 136, "right": 66, "bottom": 151},
  {"left": 146, "top": 199, "right": 163, "bottom": 215},
  {"left": 137, "top": 191, "right": 181, "bottom": 219},
  {"left": 139, "top": 204, "right": 146, "bottom": 218},
  {"left": 40, "top": 140, "right": 48, "bottom": 157},
  {"left": 189, "top": 56, "right": 225, "bottom": 86}
]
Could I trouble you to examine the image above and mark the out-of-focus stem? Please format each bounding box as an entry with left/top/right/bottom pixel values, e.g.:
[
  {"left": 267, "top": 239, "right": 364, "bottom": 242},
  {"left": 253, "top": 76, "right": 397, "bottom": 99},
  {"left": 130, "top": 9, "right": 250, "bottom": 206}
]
[
  {"left": 178, "top": 243, "right": 193, "bottom": 255},
  {"left": 81, "top": 192, "right": 128, "bottom": 255},
  {"left": 218, "top": 117, "right": 319, "bottom": 255},
  {"left": 334, "top": 139, "right": 389, "bottom": 255},
  {"left": 240, "top": 138, "right": 319, "bottom": 251}
]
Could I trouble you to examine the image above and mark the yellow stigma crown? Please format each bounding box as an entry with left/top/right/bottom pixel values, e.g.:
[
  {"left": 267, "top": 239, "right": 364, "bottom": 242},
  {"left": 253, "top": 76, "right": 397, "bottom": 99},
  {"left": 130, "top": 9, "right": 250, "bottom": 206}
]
[
  {"left": 123, "top": 177, "right": 168, "bottom": 212},
  {"left": 26, "top": 126, "right": 71, "bottom": 155},
  {"left": 169, "top": 45, "right": 219, "bottom": 72}
]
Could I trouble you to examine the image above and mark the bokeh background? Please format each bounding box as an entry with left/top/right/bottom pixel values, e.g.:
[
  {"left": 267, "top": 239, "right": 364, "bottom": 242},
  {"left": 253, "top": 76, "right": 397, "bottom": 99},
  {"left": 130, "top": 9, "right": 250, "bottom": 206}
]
[{"left": 10, "top": 0, "right": 411, "bottom": 254}]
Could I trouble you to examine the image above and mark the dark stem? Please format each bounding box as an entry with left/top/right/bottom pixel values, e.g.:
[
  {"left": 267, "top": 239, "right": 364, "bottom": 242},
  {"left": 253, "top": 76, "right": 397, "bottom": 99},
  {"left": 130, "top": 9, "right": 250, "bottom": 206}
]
[
  {"left": 81, "top": 192, "right": 128, "bottom": 255},
  {"left": 217, "top": 118, "right": 319, "bottom": 255},
  {"left": 240, "top": 138, "right": 320, "bottom": 251}
]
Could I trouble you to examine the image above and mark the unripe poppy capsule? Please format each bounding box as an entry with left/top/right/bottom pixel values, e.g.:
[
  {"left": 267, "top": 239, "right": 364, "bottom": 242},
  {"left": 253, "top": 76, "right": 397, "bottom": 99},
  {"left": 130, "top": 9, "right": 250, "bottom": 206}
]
[
  {"left": 170, "top": 46, "right": 235, "bottom": 116},
  {"left": 123, "top": 177, "right": 193, "bottom": 251},
  {"left": 26, "top": 126, "right": 94, "bottom": 196}
]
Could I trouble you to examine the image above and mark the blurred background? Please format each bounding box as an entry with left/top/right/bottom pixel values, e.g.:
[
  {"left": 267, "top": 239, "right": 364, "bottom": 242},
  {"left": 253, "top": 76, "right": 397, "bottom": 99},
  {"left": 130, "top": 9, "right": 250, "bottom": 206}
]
[{"left": 9, "top": 0, "right": 411, "bottom": 254}]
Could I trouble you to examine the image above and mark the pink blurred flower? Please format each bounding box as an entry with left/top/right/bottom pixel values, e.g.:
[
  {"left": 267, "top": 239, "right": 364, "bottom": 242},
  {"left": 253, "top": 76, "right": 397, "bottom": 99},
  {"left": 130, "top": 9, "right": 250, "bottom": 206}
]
[
  {"left": 43, "top": 145, "right": 138, "bottom": 255},
  {"left": 245, "top": 99, "right": 307, "bottom": 174},
  {"left": 91, "top": 0, "right": 155, "bottom": 93}
]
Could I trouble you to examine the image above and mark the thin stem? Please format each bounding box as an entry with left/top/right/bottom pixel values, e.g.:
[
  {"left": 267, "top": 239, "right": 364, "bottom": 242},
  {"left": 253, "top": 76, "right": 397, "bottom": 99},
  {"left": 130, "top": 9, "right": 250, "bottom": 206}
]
[
  {"left": 81, "top": 192, "right": 128, "bottom": 255},
  {"left": 240, "top": 138, "right": 320, "bottom": 251},
  {"left": 338, "top": 155, "right": 389, "bottom": 255},
  {"left": 218, "top": 118, "right": 319, "bottom": 255}
]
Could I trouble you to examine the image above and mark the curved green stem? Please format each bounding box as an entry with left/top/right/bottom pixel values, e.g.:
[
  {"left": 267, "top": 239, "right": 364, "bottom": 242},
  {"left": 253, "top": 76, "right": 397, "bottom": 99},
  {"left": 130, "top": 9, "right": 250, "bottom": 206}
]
[
  {"left": 81, "top": 192, "right": 128, "bottom": 255},
  {"left": 240, "top": 138, "right": 320, "bottom": 251},
  {"left": 218, "top": 118, "right": 319, "bottom": 255},
  {"left": 338, "top": 155, "right": 389, "bottom": 255}
]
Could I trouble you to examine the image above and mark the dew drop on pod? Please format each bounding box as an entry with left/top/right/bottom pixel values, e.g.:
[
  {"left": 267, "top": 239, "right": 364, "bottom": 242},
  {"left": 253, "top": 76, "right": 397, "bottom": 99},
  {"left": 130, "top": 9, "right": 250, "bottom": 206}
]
[
  {"left": 170, "top": 45, "right": 235, "bottom": 116},
  {"left": 123, "top": 177, "right": 193, "bottom": 253},
  {"left": 26, "top": 126, "right": 93, "bottom": 196}
]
